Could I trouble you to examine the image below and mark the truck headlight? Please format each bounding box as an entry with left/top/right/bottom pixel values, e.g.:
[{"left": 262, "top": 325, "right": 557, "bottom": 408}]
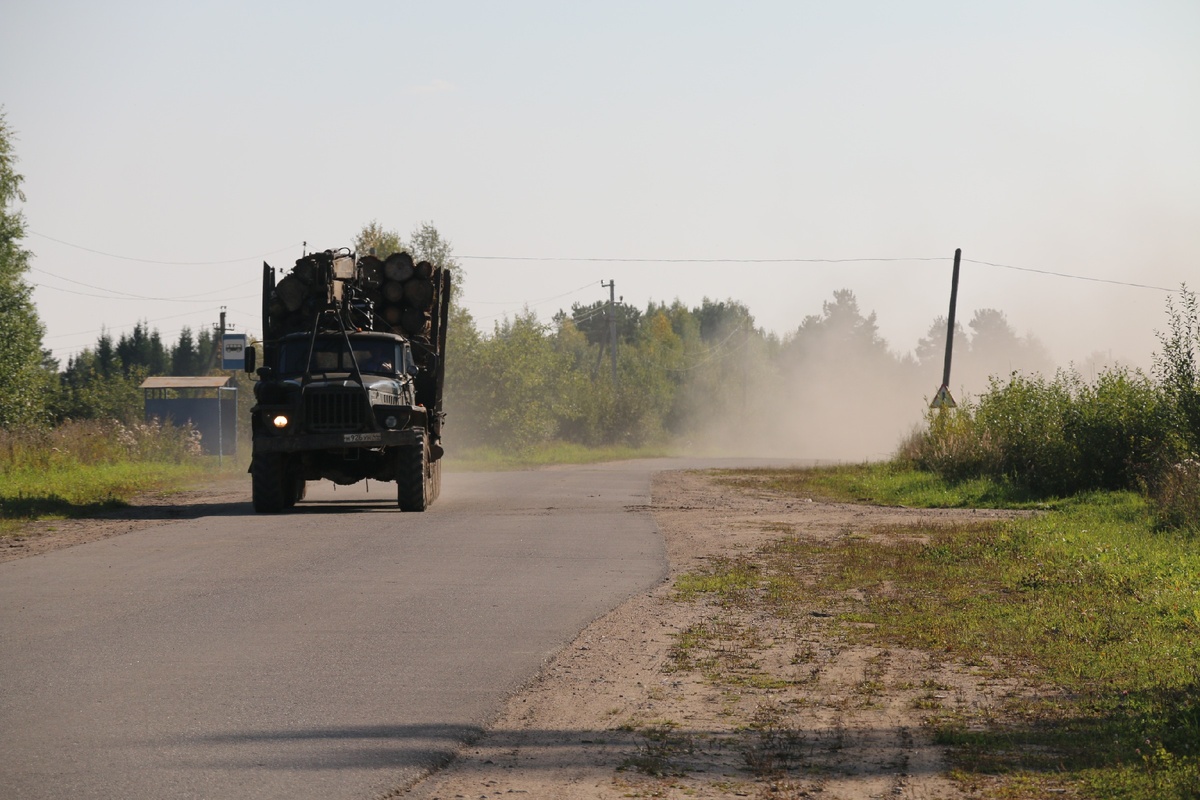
[
  {"left": 272, "top": 414, "right": 289, "bottom": 429},
  {"left": 384, "top": 415, "right": 398, "bottom": 429}
]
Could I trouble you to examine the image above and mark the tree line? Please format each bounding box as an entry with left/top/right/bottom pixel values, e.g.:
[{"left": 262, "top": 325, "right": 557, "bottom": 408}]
[
  {"left": 444, "top": 286, "right": 1052, "bottom": 458},
  {"left": 0, "top": 108, "right": 1066, "bottom": 460},
  {"left": 0, "top": 195, "right": 1059, "bottom": 465}
]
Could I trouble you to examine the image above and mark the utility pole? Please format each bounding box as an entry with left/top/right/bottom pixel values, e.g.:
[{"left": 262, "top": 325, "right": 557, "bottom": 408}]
[
  {"left": 601, "top": 280, "right": 617, "bottom": 388},
  {"left": 932, "top": 249, "right": 961, "bottom": 410},
  {"left": 210, "top": 307, "right": 229, "bottom": 372}
]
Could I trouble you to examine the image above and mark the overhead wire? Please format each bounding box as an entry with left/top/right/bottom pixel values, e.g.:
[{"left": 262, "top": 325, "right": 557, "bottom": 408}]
[
  {"left": 30, "top": 237, "right": 1178, "bottom": 358},
  {"left": 32, "top": 282, "right": 259, "bottom": 303},
  {"left": 26, "top": 227, "right": 1174, "bottom": 294},
  {"left": 29, "top": 231, "right": 301, "bottom": 266},
  {"left": 465, "top": 280, "right": 598, "bottom": 306},
  {"left": 460, "top": 255, "right": 950, "bottom": 264},
  {"left": 31, "top": 267, "right": 260, "bottom": 301},
  {"left": 962, "top": 258, "right": 1174, "bottom": 292},
  {"left": 459, "top": 253, "right": 1175, "bottom": 293}
]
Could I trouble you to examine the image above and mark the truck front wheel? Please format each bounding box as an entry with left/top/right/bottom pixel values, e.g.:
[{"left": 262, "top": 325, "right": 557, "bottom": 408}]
[{"left": 251, "top": 453, "right": 289, "bottom": 513}]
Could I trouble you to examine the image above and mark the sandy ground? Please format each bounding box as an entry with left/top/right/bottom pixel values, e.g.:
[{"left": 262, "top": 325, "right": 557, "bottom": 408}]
[
  {"left": 3, "top": 470, "right": 1032, "bottom": 799},
  {"left": 398, "top": 470, "right": 1035, "bottom": 800}
]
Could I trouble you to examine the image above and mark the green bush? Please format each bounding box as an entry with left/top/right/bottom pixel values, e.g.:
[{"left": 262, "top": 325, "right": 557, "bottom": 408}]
[
  {"left": 910, "top": 368, "right": 1184, "bottom": 498},
  {"left": 1067, "top": 368, "right": 1178, "bottom": 492},
  {"left": 973, "top": 372, "right": 1078, "bottom": 494}
]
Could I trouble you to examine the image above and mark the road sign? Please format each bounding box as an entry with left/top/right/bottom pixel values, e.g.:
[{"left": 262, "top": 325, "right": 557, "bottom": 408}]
[
  {"left": 222, "top": 334, "right": 247, "bottom": 370},
  {"left": 931, "top": 385, "right": 957, "bottom": 410}
]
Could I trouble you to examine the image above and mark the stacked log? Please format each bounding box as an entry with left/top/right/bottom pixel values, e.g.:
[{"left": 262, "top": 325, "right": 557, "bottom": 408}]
[
  {"left": 374, "top": 251, "right": 435, "bottom": 339},
  {"left": 267, "top": 249, "right": 439, "bottom": 341}
]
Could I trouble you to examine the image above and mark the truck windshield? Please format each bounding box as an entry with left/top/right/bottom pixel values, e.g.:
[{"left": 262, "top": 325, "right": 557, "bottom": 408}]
[{"left": 279, "top": 338, "right": 400, "bottom": 376}]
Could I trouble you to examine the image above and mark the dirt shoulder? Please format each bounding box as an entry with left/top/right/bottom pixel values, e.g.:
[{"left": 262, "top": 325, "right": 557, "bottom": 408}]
[{"left": 399, "top": 470, "right": 1031, "bottom": 800}]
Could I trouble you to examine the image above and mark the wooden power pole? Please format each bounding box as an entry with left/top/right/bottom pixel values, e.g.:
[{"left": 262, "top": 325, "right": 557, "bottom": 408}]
[{"left": 932, "top": 249, "right": 961, "bottom": 410}]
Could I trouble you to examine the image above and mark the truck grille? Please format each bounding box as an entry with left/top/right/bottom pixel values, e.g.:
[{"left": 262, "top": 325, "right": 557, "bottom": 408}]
[{"left": 304, "top": 391, "right": 367, "bottom": 433}]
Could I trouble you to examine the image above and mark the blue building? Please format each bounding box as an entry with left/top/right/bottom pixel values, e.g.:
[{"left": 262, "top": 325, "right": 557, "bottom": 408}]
[{"left": 140, "top": 376, "right": 237, "bottom": 456}]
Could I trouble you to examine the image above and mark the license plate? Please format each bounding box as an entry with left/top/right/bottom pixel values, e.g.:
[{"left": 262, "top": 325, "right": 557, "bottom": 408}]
[{"left": 343, "top": 433, "right": 382, "bottom": 443}]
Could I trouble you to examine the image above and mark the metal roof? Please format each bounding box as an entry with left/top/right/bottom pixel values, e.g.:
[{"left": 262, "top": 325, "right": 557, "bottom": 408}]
[{"left": 140, "top": 376, "right": 234, "bottom": 389}]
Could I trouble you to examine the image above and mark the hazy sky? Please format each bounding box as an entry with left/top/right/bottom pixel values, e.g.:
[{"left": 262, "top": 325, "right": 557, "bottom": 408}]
[{"left": 2, "top": 1, "right": 1197, "bottom": 370}]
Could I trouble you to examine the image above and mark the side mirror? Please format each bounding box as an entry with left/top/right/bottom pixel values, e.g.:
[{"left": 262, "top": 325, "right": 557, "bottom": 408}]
[
  {"left": 244, "top": 347, "right": 257, "bottom": 374},
  {"left": 406, "top": 363, "right": 418, "bottom": 377}
]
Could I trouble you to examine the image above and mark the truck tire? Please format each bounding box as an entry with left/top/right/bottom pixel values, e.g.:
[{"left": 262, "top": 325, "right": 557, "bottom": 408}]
[
  {"left": 428, "top": 456, "right": 441, "bottom": 504},
  {"left": 252, "top": 453, "right": 289, "bottom": 513},
  {"left": 396, "top": 436, "right": 428, "bottom": 512},
  {"left": 286, "top": 476, "right": 307, "bottom": 508}
]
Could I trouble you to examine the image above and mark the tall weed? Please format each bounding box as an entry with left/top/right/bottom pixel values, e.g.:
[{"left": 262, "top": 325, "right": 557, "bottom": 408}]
[{"left": 0, "top": 418, "right": 202, "bottom": 474}]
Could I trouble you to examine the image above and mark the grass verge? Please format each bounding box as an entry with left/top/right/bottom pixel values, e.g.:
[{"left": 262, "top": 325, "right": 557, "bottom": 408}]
[
  {"left": 714, "top": 461, "right": 1069, "bottom": 509},
  {"left": 677, "top": 464, "right": 1200, "bottom": 799},
  {"left": 0, "top": 460, "right": 231, "bottom": 534}
]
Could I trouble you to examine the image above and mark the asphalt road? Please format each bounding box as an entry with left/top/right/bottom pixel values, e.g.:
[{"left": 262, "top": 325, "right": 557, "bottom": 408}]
[{"left": 0, "top": 461, "right": 691, "bottom": 800}]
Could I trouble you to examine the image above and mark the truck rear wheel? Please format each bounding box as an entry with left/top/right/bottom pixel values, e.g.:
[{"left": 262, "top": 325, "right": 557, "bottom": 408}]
[
  {"left": 428, "top": 456, "right": 441, "bottom": 505},
  {"left": 252, "top": 453, "right": 289, "bottom": 513},
  {"left": 396, "top": 436, "right": 429, "bottom": 512}
]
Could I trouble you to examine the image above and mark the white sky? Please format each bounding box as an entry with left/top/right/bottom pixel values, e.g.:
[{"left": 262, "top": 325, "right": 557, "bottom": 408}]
[{"left": 2, "top": 1, "right": 1197, "bottom": 369}]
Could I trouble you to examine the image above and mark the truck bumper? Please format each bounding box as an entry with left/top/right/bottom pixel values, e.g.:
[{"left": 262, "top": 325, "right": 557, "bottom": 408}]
[{"left": 253, "top": 428, "right": 424, "bottom": 454}]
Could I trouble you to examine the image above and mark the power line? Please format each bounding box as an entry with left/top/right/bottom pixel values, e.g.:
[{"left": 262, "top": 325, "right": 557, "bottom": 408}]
[
  {"left": 465, "top": 280, "right": 598, "bottom": 306},
  {"left": 31, "top": 267, "right": 259, "bottom": 301},
  {"left": 32, "top": 283, "right": 258, "bottom": 304},
  {"left": 29, "top": 231, "right": 301, "bottom": 266},
  {"left": 962, "top": 259, "right": 1174, "bottom": 292},
  {"left": 458, "top": 253, "right": 1174, "bottom": 293},
  {"left": 460, "top": 255, "right": 949, "bottom": 264}
]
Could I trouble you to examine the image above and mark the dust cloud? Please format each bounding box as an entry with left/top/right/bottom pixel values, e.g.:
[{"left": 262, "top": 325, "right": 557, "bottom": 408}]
[{"left": 684, "top": 303, "right": 1069, "bottom": 463}]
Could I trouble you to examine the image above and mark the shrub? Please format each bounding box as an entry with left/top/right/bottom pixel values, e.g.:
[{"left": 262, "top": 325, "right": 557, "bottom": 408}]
[
  {"left": 1148, "top": 459, "right": 1200, "bottom": 532},
  {"left": 1067, "top": 367, "right": 1179, "bottom": 491},
  {"left": 1154, "top": 286, "right": 1200, "bottom": 453},
  {"left": 898, "top": 406, "right": 998, "bottom": 482},
  {"left": 908, "top": 368, "right": 1182, "bottom": 498},
  {"left": 974, "top": 372, "right": 1076, "bottom": 494}
]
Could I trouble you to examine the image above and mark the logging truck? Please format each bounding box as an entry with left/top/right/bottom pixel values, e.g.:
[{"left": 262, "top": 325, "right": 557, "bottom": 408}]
[{"left": 245, "top": 248, "right": 450, "bottom": 513}]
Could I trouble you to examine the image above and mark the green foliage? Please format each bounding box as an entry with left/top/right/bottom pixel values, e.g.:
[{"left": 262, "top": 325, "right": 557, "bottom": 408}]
[
  {"left": 0, "top": 418, "right": 209, "bottom": 528},
  {"left": 1154, "top": 285, "right": 1200, "bottom": 453},
  {"left": 909, "top": 364, "right": 1185, "bottom": 500},
  {"left": 731, "top": 463, "right": 1200, "bottom": 797},
  {"left": 353, "top": 219, "right": 466, "bottom": 293},
  {"left": 0, "top": 108, "right": 54, "bottom": 428},
  {"left": 57, "top": 324, "right": 220, "bottom": 424},
  {"left": 353, "top": 219, "right": 405, "bottom": 259},
  {"left": 449, "top": 310, "right": 568, "bottom": 450},
  {"left": 1148, "top": 458, "right": 1200, "bottom": 533},
  {"left": 901, "top": 286, "right": 1200, "bottom": 530},
  {"left": 718, "top": 463, "right": 1049, "bottom": 509}
]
